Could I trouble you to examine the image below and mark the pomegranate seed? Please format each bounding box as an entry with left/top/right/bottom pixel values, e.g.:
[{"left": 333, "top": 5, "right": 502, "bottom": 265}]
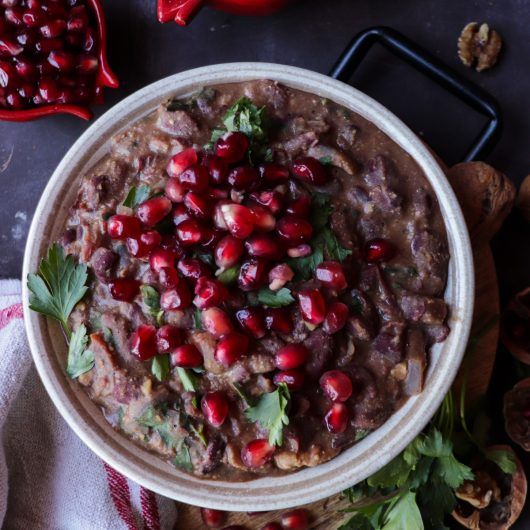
[
  {"left": 276, "top": 216, "right": 313, "bottom": 245},
  {"left": 281, "top": 509, "right": 310, "bottom": 530},
  {"left": 158, "top": 266, "right": 180, "bottom": 289},
  {"left": 0, "top": 36, "right": 23, "bottom": 57},
  {"left": 40, "top": 19, "right": 67, "bottom": 38},
  {"left": 65, "top": 32, "right": 83, "bottom": 48},
  {"left": 17, "top": 82, "right": 36, "bottom": 99},
  {"left": 184, "top": 192, "right": 211, "bottom": 219},
  {"left": 236, "top": 307, "right": 266, "bottom": 338},
  {"left": 159, "top": 235, "right": 185, "bottom": 256},
  {"left": 137, "top": 197, "right": 172, "bottom": 227},
  {"left": 249, "top": 189, "right": 283, "bottom": 214},
  {"left": 273, "top": 369, "right": 305, "bottom": 390},
  {"left": 245, "top": 234, "right": 284, "bottom": 260},
  {"left": 292, "top": 157, "right": 329, "bottom": 185},
  {"left": 171, "top": 343, "right": 203, "bottom": 368},
  {"left": 149, "top": 248, "right": 177, "bottom": 272},
  {"left": 320, "top": 370, "right": 353, "bottom": 402},
  {"left": 201, "top": 307, "right": 234, "bottom": 338},
  {"left": 228, "top": 166, "right": 259, "bottom": 190},
  {"left": 131, "top": 324, "right": 157, "bottom": 361},
  {"left": 165, "top": 178, "right": 186, "bottom": 203},
  {"left": 214, "top": 235, "right": 244, "bottom": 268},
  {"left": 323, "top": 302, "right": 349, "bottom": 334},
  {"left": 260, "top": 163, "right": 289, "bottom": 183},
  {"left": 156, "top": 325, "right": 182, "bottom": 353},
  {"left": 47, "top": 50, "right": 75, "bottom": 71},
  {"left": 109, "top": 278, "right": 140, "bottom": 302},
  {"left": 6, "top": 91, "right": 24, "bottom": 108},
  {"left": 201, "top": 507, "right": 227, "bottom": 528},
  {"left": 275, "top": 344, "right": 309, "bottom": 370},
  {"left": 193, "top": 276, "right": 228, "bottom": 309},
  {"left": 4, "top": 8, "right": 24, "bottom": 27},
  {"left": 265, "top": 308, "right": 293, "bottom": 334},
  {"left": 365, "top": 238, "right": 396, "bottom": 262},
  {"left": 204, "top": 154, "right": 228, "bottom": 185},
  {"left": 38, "top": 77, "right": 60, "bottom": 102},
  {"left": 126, "top": 230, "right": 162, "bottom": 258},
  {"left": 166, "top": 148, "right": 198, "bottom": 177},
  {"left": 14, "top": 56, "right": 37, "bottom": 79},
  {"left": 220, "top": 203, "right": 255, "bottom": 239},
  {"left": 0, "top": 61, "right": 16, "bottom": 88},
  {"left": 22, "top": 9, "right": 47, "bottom": 28},
  {"left": 215, "top": 332, "right": 249, "bottom": 366},
  {"left": 238, "top": 259, "right": 268, "bottom": 291},
  {"left": 297, "top": 288, "right": 326, "bottom": 325},
  {"left": 201, "top": 391, "right": 229, "bottom": 427},
  {"left": 160, "top": 283, "right": 192, "bottom": 310},
  {"left": 178, "top": 164, "right": 209, "bottom": 192},
  {"left": 177, "top": 258, "right": 211, "bottom": 282},
  {"left": 268, "top": 263, "right": 294, "bottom": 291},
  {"left": 261, "top": 524, "right": 282, "bottom": 530},
  {"left": 286, "top": 193, "right": 311, "bottom": 217},
  {"left": 175, "top": 219, "right": 205, "bottom": 246},
  {"left": 215, "top": 132, "right": 249, "bottom": 164},
  {"left": 107, "top": 215, "right": 142, "bottom": 239},
  {"left": 248, "top": 203, "right": 276, "bottom": 232},
  {"left": 35, "top": 37, "right": 64, "bottom": 54},
  {"left": 82, "top": 27, "right": 97, "bottom": 52},
  {"left": 315, "top": 261, "right": 348, "bottom": 291},
  {"left": 213, "top": 200, "right": 230, "bottom": 230},
  {"left": 324, "top": 403, "right": 349, "bottom": 433},
  {"left": 67, "top": 6, "right": 88, "bottom": 32},
  {"left": 241, "top": 439, "right": 275, "bottom": 468},
  {"left": 286, "top": 244, "right": 312, "bottom": 258},
  {"left": 76, "top": 53, "right": 98, "bottom": 74},
  {"left": 172, "top": 203, "right": 192, "bottom": 225}
]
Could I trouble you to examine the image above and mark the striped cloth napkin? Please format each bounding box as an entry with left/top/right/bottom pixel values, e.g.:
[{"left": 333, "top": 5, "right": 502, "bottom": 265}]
[{"left": 0, "top": 279, "right": 178, "bottom": 530}]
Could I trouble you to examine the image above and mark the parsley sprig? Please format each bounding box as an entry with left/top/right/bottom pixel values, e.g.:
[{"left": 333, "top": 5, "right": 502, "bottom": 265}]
[
  {"left": 245, "top": 383, "right": 290, "bottom": 446},
  {"left": 28, "top": 244, "right": 94, "bottom": 378}
]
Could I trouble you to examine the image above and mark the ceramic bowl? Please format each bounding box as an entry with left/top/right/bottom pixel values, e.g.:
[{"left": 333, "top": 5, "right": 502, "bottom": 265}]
[{"left": 22, "top": 62, "right": 474, "bottom": 511}]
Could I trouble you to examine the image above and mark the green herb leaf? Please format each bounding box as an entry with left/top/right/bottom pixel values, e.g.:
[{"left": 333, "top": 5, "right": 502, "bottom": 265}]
[
  {"left": 193, "top": 308, "right": 203, "bottom": 330},
  {"left": 122, "top": 185, "right": 150, "bottom": 208},
  {"left": 137, "top": 405, "right": 183, "bottom": 449},
  {"left": 310, "top": 193, "right": 332, "bottom": 230},
  {"left": 190, "top": 422, "right": 207, "bottom": 447},
  {"left": 27, "top": 244, "right": 88, "bottom": 337},
  {"left": 381, "top": 492, "right": 423, "bottom": 530},
  {"left": 217, "top": 266, "right": 239, "bottom": 284},
  {"left": 257, "top": 287, "right": 294, "bottom": 308},
  {"left": 245, "top": 383, "right": 290, "bottom": 446},
  {"left": 485, "top": 448, "right": 517, "bottom": 475},
  {"left": 141, "top": 285, "right": 163, "bottom": 324},
  {"left": 151, "top": 354, "right": 170, "bottom": 382},
  {"left": 174, "top": 443, "right": 193, "bottom": 472},
  {"left": 177, "top": 367, "right": 199, "bottom": 392},
  {"left": 319, "top": 156, "right": 333, "bottom": 166},
  {"left": 66, "top": 324, "right": 94, "bottom": 378},
  {"left": 193, "top": 251, "right": 215, "bottom": 268},
  {"left": 231, "top": 382, "right": 255, "bottom": 408},
  {"left": 320, "top": 226, "right": 352, "bottom": 262}
]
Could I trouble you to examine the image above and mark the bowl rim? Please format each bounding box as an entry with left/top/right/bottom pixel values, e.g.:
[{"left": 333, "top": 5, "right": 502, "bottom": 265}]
[{"left": 22, "top": 62, "right": 474, "bottom": 511}]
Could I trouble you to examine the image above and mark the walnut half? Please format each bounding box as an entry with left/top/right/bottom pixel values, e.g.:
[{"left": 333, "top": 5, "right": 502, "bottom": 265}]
[{"left": 458, "top": 22, "right": 503, "bottom": 72}]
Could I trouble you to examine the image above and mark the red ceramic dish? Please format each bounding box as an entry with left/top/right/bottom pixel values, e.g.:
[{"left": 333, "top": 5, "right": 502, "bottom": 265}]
[{"left": 0, "top": 0, "right": 118, "bottom": 122}]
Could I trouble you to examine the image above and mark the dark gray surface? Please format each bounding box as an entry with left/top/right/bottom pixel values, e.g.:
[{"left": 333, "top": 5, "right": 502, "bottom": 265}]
[{"left": 1, "top": 0, "right": 529, "bottom": 525}]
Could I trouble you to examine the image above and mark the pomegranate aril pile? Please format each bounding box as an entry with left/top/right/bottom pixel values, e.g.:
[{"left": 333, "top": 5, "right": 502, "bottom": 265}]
[{"left": 0, "top": 0, "right": 101, "bottom": 109}]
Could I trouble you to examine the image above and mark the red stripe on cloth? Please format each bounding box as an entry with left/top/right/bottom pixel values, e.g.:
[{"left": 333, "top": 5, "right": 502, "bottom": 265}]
[
  {"left": 104, "top": 463, "right": 139, "bottom": 530},
  {"left": 0, "top": 303, "right": 23, "bottom": 330},
  {"left": 140, "top": 487, "right": 161, "bottom": 530}
]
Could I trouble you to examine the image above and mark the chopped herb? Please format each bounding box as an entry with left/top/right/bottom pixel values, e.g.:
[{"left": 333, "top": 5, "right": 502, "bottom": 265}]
[
  {"left": 193, "top": 308, "right": 203, "bottom": 330},
  {"left": 151, "top": 354, "right": 170, "bottom": 382},
  {"left": 141, "top": 285, "right": 164, "bottom": 324},
  {"left": 257, "top": 287, "right": 295, "bottom": 308},
  {"left": 231, "top": 382, "right": 255, "bottom": 408},
  {"left": 137, "top": 406, "right": 183, "bottom": 449},
  {"left": 190, "top": 422, "right": 207, "bottom": 446},
  {"left": 117, "top": 407, "right": 125, "bottom": 428},
  {"left": 176, "top": 367, "right": 199, "bottom": 392},
  {"left": 484, "top": 448, "right": 517, "bottom": 475},
  {"left": 217, "top": 266, "right": 239, "bottom": 284},
  {"left": 122, "top": 185, "right": 150, "bottom": 208},
  {"left": 27, "top": 243, "right": 88, "bottom": 338},
  {"left": 193, "top": 250, "right": 215, "bottom": 268},
  {"left": 319, "top": 156, "right": 333, "bottom": 166},
  {"left": 310, "top": 192, "right": 332, "bottom": 230},
  {"left": 245, "top": 383, "right": 290, "bottom": 446},
  {"left": 66, "top": 324, "right": 94, "bottom": 378},
  {"left": 174, "top": 443, "right": 193, "bottom": 472},
  {"left": 355, "top": 429, "right": 371, "bottom": 442}
]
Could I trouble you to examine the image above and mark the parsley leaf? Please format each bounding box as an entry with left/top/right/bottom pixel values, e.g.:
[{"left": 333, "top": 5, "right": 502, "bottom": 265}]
[
  {"left": 141, "top": 285, "right": 164, "bottom": 325},
  {"left": 174, "top": 443, "right": 193, "bottom": 472},
  {"left": 217, "top": 266, "right": 239, "bottom": 284},
  {"left": 485, "top": 448, "right": 517, "bottom": 475},
  {"left": 137, "top": 406, "right": 183, "bottom": 449},
  {"left": 245, "top": 383, "right": 290, "bottom": 446},
  {"left": 176, "top": 367, "right": 199, "bottom": 392},
  {"left": 381, "top": 492, "right": 422, "bottom": 530},
  {"left": 193, "top": 308, "right": 203, "bottom": 330},
  {"left": 151, "top": 354, "right": 170, "bottom": 382},
  {"left": 27, "top": 244, "right": 88, "bottom": 337},
  {"left": 122, "top": 185, "right": 150, "bottom": 208},
  {"left": 66, "top": 324, "right": 94, "bottom": 378},
  {"left": 257, "top": 287, "right": 294, "bottom": 308}
]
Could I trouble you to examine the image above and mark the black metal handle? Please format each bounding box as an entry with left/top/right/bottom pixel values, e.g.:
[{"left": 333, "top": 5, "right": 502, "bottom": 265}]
[{"left": 329, "top": 26, "right": 502, "bottom": 162}]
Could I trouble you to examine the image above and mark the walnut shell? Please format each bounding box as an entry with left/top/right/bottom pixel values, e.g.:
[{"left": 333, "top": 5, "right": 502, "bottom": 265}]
[
  {"left": 501, "top": 287, "right": 530, "bottom": 364},
  {"left": 447, "top": 162, "right": 516, "bottom": 241},
  {"left": 504, "top": 378, "right": 530, "bottom": 451},
  {"left": 516, "top": 174, "right": 530, "bottom": 222},
  {"left": 452, "top": 445, "right": 527, "bottom": 530}
]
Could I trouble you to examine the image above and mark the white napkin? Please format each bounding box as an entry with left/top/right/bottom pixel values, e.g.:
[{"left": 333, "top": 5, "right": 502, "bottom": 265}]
[{"left": 0, "top": 279, "right": 178, "bottom": 530}]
